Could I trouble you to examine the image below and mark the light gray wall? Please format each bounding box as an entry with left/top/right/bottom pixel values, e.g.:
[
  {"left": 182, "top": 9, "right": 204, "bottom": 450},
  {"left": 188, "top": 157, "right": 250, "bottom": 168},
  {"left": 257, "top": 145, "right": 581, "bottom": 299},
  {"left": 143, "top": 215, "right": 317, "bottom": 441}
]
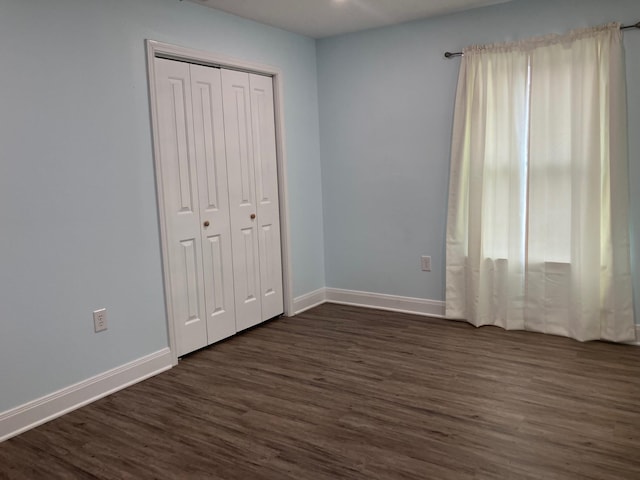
[
  {"left": 317, "top": 0, "right": 640, "bottom": 322},
  {"left": 0, "top": 0, "right": 325, "bottom": 412}
]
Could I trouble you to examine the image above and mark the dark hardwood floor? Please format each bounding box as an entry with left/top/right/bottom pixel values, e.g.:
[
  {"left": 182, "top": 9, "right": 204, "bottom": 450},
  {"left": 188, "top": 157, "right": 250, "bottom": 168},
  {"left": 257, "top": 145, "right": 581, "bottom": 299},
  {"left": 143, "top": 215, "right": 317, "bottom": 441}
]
[{"left": 2, "top": 303, "right": 640, "bottom": 479}]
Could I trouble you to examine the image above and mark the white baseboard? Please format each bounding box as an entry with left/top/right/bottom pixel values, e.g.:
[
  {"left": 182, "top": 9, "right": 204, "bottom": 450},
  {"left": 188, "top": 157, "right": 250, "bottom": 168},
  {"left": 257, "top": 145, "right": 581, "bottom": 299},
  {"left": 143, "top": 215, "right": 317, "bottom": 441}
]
[
  {"left": 293, "top": 288, "right": 327, "bottom": 315},
  {"left": 0, "top": 348, "right": 173, "bottom": 442},
  {"left": 292, "top": 287, "right": 445, "bottom": 319},
  {"left": 325, "top": 288, "right": 446, "bottom": 318}
]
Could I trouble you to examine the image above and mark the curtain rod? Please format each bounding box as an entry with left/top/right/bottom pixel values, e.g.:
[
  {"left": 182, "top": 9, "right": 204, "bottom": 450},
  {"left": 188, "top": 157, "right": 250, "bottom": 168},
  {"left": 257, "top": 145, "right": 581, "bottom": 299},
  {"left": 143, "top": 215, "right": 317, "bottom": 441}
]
[{"left": 444, "top": 21, "right": 640, "bottom": 59}]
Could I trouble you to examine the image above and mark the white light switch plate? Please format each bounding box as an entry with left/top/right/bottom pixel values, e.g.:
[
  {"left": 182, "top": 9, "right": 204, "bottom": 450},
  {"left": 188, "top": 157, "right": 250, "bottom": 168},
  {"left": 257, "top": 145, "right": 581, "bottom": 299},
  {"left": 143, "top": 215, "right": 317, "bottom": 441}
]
[{"left": 421, "top": 256, "right": 432, "bottom": 272}]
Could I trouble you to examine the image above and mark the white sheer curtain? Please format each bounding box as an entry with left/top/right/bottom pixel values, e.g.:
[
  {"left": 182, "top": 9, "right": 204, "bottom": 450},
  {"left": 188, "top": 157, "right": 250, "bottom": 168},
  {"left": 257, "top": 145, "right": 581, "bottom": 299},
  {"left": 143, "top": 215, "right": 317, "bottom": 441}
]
[{"left": 446, "top": 23, "right": 635, "bottom": 342}]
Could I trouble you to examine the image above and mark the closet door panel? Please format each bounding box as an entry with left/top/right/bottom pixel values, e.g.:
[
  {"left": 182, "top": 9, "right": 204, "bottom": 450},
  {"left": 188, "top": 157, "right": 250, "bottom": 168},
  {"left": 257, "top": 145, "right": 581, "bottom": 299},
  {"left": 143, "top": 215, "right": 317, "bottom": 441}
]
[
  {"left": 190, "top": 64, "right": 236, "bottom": 344},
  {"left": 154, "top": 58, "right": 207, "bottom": 356},
  {"left": 222, "top": 69, "right": 262, "bottom": 331},
  {"left": 249, "top": 74, "right": 284, "bottom": 320}
]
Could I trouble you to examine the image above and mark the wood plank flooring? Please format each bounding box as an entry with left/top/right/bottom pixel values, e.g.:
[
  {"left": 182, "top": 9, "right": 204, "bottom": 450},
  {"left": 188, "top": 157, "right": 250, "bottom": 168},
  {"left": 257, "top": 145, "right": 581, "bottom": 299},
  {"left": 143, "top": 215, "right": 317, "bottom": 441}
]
[{"left": 2, "top": 303, "right": 640, "bottom": 479}]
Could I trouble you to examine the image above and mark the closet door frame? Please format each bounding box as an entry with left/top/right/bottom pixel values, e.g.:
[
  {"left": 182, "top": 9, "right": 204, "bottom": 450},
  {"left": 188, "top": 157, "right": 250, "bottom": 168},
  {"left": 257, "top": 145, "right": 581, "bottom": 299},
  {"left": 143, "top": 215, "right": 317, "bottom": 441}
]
[{"left": 145, "top": 40, "right": 294, "bottom": 365}]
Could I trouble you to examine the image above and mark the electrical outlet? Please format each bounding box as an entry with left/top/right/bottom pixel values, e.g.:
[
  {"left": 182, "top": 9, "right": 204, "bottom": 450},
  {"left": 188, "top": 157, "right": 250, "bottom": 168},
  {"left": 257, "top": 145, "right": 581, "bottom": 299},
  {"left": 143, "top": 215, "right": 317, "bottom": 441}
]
[
  {"left": 93, "top": 308, "right": 108, "bottom": 332},
  {"left": 421, "top": 256, "right": 432, "bottom": 272}
]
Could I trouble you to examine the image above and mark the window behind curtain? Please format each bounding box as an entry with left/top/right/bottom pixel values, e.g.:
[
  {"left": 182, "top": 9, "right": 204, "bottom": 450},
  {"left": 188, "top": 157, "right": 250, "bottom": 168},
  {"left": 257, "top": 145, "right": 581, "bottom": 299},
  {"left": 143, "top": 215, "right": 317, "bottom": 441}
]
[{"left": 446, "top": 24, "right": 635, "bottom": 342}]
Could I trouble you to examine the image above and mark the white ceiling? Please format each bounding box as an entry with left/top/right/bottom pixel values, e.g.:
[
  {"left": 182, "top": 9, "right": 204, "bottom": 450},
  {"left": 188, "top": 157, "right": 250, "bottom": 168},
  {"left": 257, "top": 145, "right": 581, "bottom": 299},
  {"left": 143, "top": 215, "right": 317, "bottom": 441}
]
[{"left": 187, "top": 0, "right": 512, "bottom": 39}]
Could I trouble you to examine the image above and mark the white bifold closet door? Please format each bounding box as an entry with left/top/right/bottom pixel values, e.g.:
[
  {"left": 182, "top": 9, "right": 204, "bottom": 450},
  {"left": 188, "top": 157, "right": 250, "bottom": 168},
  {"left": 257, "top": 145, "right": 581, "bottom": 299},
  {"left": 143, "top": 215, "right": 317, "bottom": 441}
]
[
  {"left": 222, "top": 70, "right": 284, "bottom": 331},
  {"left": 154, "top": 58, "right": 283, "bottom": 357}
]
